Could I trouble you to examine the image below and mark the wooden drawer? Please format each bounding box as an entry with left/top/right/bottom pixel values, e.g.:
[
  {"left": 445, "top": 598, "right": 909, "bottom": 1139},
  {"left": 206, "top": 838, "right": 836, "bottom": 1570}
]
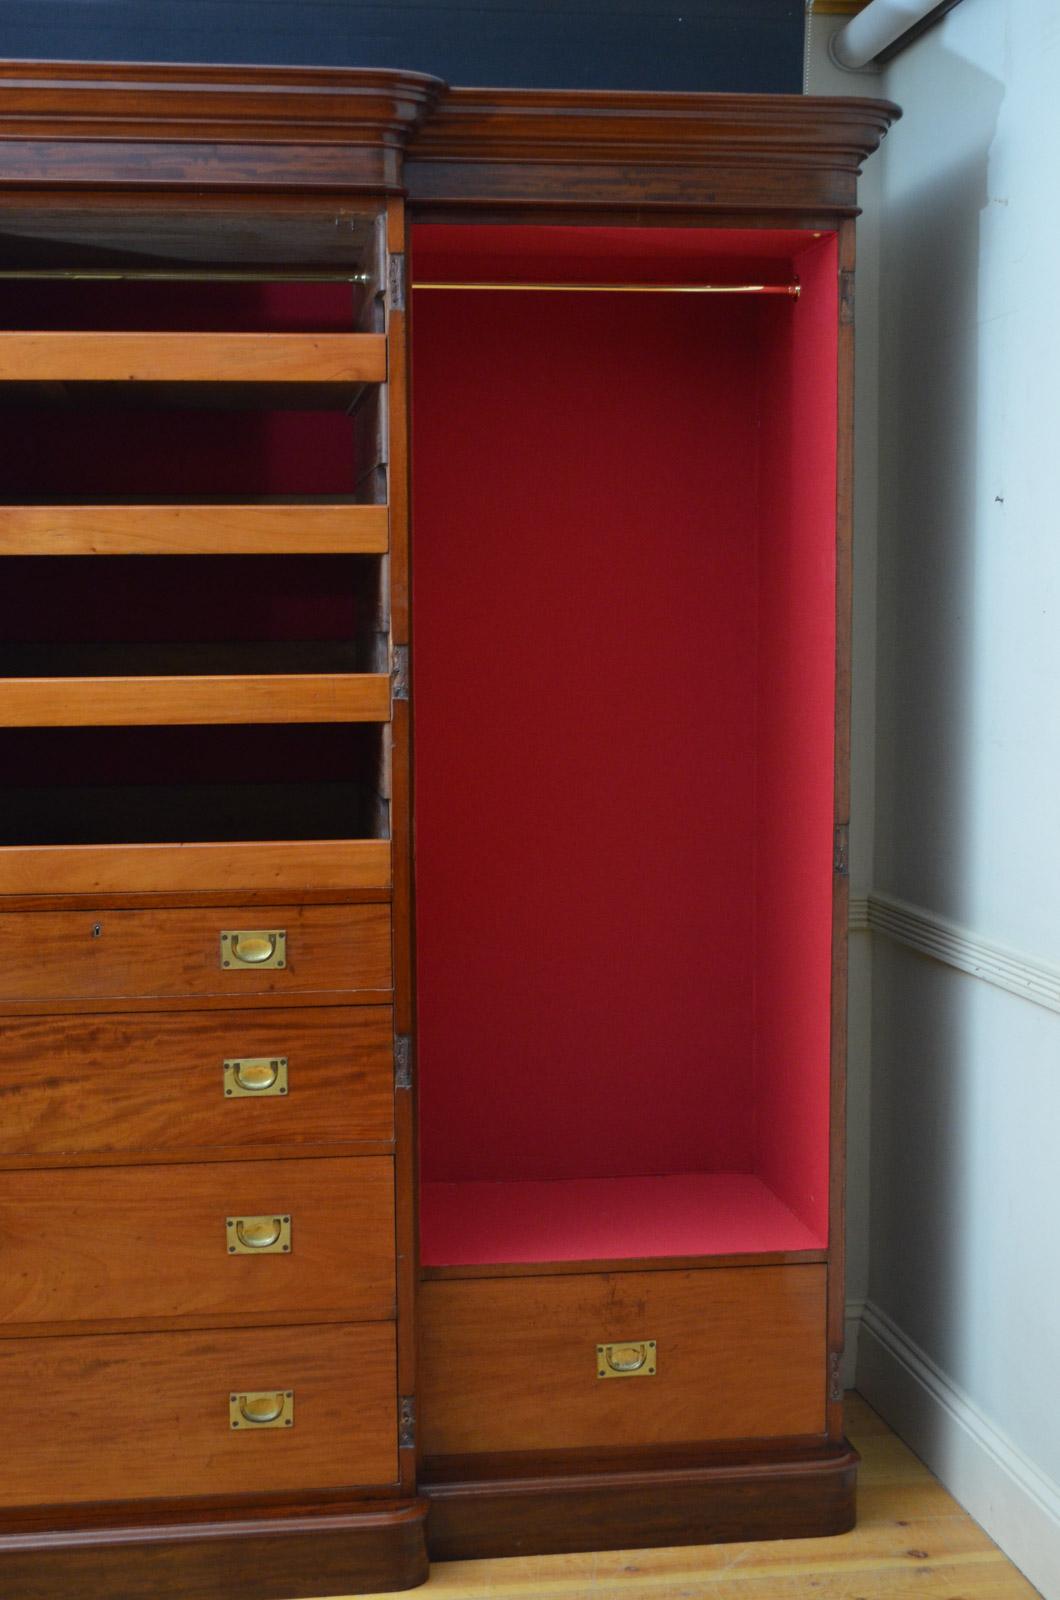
[
  {"left": 419, "top": 1266, "right": 826, "bottom": 1456},
  {"left": 0, "top": 1006, "right": 393, "bottom": 1162},
  {"left": 0, "top": 1156, "right": 394, "bottom": 1331},
  {"left": 0, "top": 1320, "right": 397, "bottom": 1507},
  {"left": 0, "top": 903, "right": 392, "bottom": 1005}
]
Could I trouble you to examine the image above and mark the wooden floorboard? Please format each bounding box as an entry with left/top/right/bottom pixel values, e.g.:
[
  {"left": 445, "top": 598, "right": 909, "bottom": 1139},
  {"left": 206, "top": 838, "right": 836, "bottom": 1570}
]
[{"left": 332, "top": 1392, "right": 1042, "bottom": 1600}]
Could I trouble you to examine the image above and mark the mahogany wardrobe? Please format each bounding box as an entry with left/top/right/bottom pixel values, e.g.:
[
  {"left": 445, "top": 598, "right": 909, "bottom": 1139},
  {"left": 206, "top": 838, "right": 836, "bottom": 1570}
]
[{"left": 0, "top": 61, "right": 897, "bottom": 1599}]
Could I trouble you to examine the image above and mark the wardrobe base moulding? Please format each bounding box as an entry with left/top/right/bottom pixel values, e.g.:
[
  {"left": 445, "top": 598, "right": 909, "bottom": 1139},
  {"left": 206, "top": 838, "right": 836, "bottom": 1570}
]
[
  {"left": 0, "top": 1502, "right": 429, "bottom": 1600},
  {"left": 421, "top": 1440, "right": 859, "bottom": 1562}
]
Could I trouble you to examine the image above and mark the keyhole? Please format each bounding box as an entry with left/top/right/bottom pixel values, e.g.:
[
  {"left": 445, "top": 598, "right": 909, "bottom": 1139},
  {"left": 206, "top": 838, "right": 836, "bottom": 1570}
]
[{"left": 91, "top": 923, "right": 102, "bottom": 938}]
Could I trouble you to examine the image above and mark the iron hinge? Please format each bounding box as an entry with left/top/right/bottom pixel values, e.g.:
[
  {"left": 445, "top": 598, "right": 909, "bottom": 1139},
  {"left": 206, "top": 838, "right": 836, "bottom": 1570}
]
[
  {"left": 839, "top": 269, "right": 855, "bottom": 326},
  {"left": 834, "top": 823, "right": 850, "bottom": 878},
  {"left": 399, "top": 1395, "right": 416, "bottom": 1449},
  {"left": 392, "top": 644, "right": 409, "bottom": 702},
  {"left": 829, "top": 1351, "right": 844, "bottom": 1404},
  {"left": 395, "top": 1035, "right": 412, "bottom": 1090},
  {"left": 388, "top": 253, "right": 406, "bottom": 314}
]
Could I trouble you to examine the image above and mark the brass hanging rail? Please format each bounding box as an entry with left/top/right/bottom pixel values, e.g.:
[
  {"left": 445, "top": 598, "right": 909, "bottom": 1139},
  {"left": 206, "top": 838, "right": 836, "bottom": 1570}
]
[
  {"left": 0, "top": 269, "right": 373, "bottom": 282},
  {"left": 412, "top": 281, "right": 800, "bottom": 296}
]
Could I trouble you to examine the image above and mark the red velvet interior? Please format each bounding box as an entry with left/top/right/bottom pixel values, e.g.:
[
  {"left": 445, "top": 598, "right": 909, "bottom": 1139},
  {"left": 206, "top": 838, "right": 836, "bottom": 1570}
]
[
  {"left": 412, "top": 226, "right": 838, "bottom": 1265},
  {"left": 0, "top": 556, "right": 361, "bottom": 644},
  {"left": 753, "top": 235, "right": 838, "bottom": 1243},
  {"left": 0, "top": 282, "right": 360, "bottom": 501},
  {"left": 422, "top": 1175, "right": 821, "bottom": 1266}
]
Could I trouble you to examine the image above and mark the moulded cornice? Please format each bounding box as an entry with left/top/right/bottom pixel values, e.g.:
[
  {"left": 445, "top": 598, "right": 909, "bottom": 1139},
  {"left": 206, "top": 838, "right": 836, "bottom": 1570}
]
[
  {"left": 405, "top": 88, "right": 901, "bottom": 217},
  {"left": 0, "top": 64, "right": 899, "bottom": 215},
  {"left": 0, "top": 59, "right": 445, "bottom": 190}
]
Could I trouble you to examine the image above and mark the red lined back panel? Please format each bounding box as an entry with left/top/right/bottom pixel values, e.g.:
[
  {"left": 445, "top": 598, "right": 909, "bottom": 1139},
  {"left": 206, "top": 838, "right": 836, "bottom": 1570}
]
[{"left": 412, "top": 226, "right": 835, "bottom": 1252}]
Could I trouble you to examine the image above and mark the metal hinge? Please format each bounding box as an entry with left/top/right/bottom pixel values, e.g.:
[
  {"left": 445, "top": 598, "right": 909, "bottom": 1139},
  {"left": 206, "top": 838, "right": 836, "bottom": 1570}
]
[
  {"left": 829, "top": 1352, "right": 844, "bottom": 1404},
  {"left": 395, "top": 1035, "right": 412, "bottom": 1090},
  {"left": 388, "top": 253, "right": 406, "bottom": 313},
  {"left": 839, "top": 269, "right": 855, "bottom": 326},
  {"left": 398, "top": 1395, "right": 416, "bottom": 1449},
  {"left": 834, "top": 823, "right": 850, "bottom": 878},
  {"left": 391, "top": 644, "right": 409, "bottom": 702}
]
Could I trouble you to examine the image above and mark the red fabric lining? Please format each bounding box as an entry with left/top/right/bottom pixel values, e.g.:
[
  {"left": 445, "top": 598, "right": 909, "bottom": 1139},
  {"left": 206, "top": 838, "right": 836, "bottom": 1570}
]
[
  {"left": 752, "top": 235, "right": 838, "bottom": 1242},
  {"left": 412, "top": 274, "right": 761, "bottom": 1186},
  {"left": 413, "top": 224, "right": 838, "bottom": 1260},
  {"left": 422, "top": 1174, "right": 821, "bottom": 1266}
]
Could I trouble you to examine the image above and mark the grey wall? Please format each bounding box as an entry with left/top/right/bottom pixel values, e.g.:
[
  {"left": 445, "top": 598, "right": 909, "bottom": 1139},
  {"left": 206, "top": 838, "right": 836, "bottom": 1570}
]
[
  {"left": 818, "top": 3, "right": 1060, "bottom": 1595},
  {"left": 0, "top": 0, "right": 804, "bottom": 92}
]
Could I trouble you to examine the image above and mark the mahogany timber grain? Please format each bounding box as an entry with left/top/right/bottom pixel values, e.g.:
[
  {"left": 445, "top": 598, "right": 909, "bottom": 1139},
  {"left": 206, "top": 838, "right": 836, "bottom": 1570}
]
[
  {"left": 0, "top": 840, "right": 392, "bottom": 897},
  {"left": 385, "top": 195, "right": 419, "bottom": 1500},
  {"left": 0, "top": 1502, "right": 429, "bottom": 1600},
  {"left": 0, "top": 1005, "right": 394, "bottom": 1162},
  {"left": 0, "top": 672, "right": 392, "bottom": 727},
  {"left": 405, "top": 89, "right": 900, "bottom": 218},
  {"left": 419, "top": 1267, "right": 826, "bottom": 1455},
  {"left": 828, "top": 215, "right": 857, "bottom": 1444},
  {"left": 0, "top": 62, "right": 443, "bottom": 193},
  {"left": 422, "top": 1439, "right": 858, "bottom": 1561},
  {"left": 0, "top": 503, "right": 390, "bottom": 556},
  {"left": 420, "top": 1249, "right": 827, "bottom": 1279},
  {"left": 0, "top": 902, "right": 392, "bottom": 1003},
  {"left": 0, "top": 331, "right": 385, "bottom": 384},
  {"left": 0, "top": 1320, "right": 398, "bottom": 1506},
  {"left": 0, "top": 1155, "right": 394, "bottom": 1331}
]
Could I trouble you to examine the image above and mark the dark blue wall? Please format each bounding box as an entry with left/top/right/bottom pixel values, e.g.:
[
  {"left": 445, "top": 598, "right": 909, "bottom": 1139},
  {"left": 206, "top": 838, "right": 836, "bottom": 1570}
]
[{"left": 0, "top": 1, "right": 804, "bottom": 93}]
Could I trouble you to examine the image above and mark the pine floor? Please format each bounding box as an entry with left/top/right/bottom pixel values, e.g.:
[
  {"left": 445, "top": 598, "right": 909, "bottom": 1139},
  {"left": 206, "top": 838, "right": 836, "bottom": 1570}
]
[{"left": 347, "top": 1394, "right": 1042, "bottom": 1600}]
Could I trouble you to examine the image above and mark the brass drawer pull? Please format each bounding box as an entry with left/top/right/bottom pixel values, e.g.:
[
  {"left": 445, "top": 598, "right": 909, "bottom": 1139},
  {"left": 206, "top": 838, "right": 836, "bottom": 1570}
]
[
  {"left": 224, "top": 1056, "right": 288, "bottom": 1097},
  {"left": 220, "top": 930, "right": 286, "bottom": 969},
  {"left": 597, "top": 1340, "right": 656, "bottom": 1379},
  {"left": 226, "top": 1214, "right": 292, "bottom": 1254},
  {"left": 229, "top": 1390, "right": 294, "bottom": 1429}
]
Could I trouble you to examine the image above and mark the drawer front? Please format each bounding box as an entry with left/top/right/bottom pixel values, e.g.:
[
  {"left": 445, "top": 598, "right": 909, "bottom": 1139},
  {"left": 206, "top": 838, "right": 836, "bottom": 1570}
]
[
  {"left": 0, "top": 1321, "right": 397, "bottom": 1507},
  {"left": 0, "top": 1156, "right": 394, "bottom": 1329},
  {"left": 0, "top": 903, "right": 392, "bottom": 1004},
  {"left": 420, "top": 1266, "right": 826, "bottom": 1455},
  {"left": 0, "top": 1006, "right": 394, "bottom": 1161}
]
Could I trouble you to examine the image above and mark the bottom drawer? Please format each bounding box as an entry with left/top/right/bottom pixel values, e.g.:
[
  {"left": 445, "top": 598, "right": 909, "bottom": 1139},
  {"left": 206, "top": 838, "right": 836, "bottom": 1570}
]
[
  {"left": 420, "top": 1266, "right": 826, "bottom": 1456},
  {"left": 0, "top": 1321, "right": 396, "bottom": 1507}
]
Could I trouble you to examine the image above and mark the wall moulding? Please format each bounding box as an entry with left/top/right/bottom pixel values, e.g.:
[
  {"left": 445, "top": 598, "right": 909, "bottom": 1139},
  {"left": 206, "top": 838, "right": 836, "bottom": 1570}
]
[{"left": 851, "top": 891, "right": 1060, "bottom": 1017}]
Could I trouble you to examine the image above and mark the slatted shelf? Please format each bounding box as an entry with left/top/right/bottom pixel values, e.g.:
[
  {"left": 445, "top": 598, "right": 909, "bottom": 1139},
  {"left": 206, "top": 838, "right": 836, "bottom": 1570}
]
[
  {"left": 0, "top": 504, "right": 389, "bottom": 556},
  {"left": 0, "top": 674, "right": 392, "bottom": 727},
  {"left": 0, "top": 331, "right": 386, "bottom": 385},
  {"left": 0, "top": 839, "right": 392, "bottom": 897}
]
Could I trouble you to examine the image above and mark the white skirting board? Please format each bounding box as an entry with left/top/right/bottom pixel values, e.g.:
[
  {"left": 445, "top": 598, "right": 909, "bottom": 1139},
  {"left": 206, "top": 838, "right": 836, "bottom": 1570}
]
[
  {"left": 855, "top": 1300, "right": 1060, "bottom": 1600},
  {"left": 842, "top": 1299, "right": 865, "bottom": 1391}
]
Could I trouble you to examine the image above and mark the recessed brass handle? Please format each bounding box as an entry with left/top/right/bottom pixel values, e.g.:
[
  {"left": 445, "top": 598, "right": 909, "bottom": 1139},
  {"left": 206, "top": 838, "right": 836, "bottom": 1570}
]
[
  {"left": 597, "top": 1340, "right": 656, "bottom": 1379},
  {"left": 224, "top": 1056, "right": 288, "bottom": 1097},
  {"left": 229, "top": 1390, "right": 294, "bottom": 1429},
  {"left": 220, "top": 930, "right": 286, "bottom": 970},
  {"left": 226, "top": 1214, "right": 292, "bottom": 1254}
]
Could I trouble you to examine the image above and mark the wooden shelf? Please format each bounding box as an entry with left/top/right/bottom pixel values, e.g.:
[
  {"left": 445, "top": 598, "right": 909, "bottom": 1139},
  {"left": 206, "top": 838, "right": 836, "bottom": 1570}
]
[
  {"left": 0, "top": 673, "right": 392, "bottom": 727},
  {"left": 0, "top": 839, "right": 391, "bottom": 897},
  {"left": 0, "top": 332, "right": 386, "bottom": 385},
  {"left": 0, "top": 504, "right": 389, "bottom": 556}
]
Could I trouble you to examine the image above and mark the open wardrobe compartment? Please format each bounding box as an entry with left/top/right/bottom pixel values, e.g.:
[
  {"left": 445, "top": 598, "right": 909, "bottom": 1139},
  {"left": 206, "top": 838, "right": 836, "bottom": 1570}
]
[{"left": 0, "top": 63, "right": 898, "bottom": 1598}]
